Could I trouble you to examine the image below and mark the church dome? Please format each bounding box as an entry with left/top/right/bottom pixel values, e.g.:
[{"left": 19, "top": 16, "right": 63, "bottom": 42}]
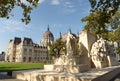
[{"left": 40, "top": 26, "right": 54, "bottom": 46}]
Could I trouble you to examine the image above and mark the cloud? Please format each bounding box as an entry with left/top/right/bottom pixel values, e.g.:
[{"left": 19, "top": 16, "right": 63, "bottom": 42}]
[
  {"left": 21, "top": 0, "right": 45, "bottom": 4},
  {"left": 0, "top": 29, "right": 5, "bottom": 33},
  {"left": 21, "top": 0, "right": 29, "bottom": 4},
  {"left": 62, "top": 1, "right": 76, "bottom": 14},
  {"left": 0, "top": 19, "right": 30, "bottom": 33},
  {"left": 64, "top": 2, "right": 74, "bottom": 8},
  {"left": 51, "top": 0, "right": 60, "bottom": 5},
  {"left": 38, "top": 0, "right": 45, "bottom": 4}
]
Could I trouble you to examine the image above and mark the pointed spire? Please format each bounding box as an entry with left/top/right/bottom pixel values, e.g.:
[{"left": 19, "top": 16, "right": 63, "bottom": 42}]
[
  {"left": 59, "top": 32, "right": 62, "bottom": 38},
  {"left": 47, "top": 25, "right": 50, "bottom": 31},
  {"left": 68, "top": 27, "right": 72, "bottom": 34},
  {"left": 77, "top": 32, "right": 79, "bottom": 36}
]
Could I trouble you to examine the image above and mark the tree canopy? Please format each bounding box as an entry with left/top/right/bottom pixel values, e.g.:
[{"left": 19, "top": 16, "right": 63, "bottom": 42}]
[
  {"left": 0, "top": 0, "right": 120, "bottom": 26},
  {"left": 0, "top": 0, "right": 39, "bottom": 24},
  {"left": 49, "top": 38, "right": 66, "bottom": 58},
  {"left": 82, "top": 0, "right": 120, "bottom": 40},
  {"left": 89, "top": 0, "right": 120, "bottom": 16},
  {"left": 84, "top": 0, "right": 120, "bottom": 54}
]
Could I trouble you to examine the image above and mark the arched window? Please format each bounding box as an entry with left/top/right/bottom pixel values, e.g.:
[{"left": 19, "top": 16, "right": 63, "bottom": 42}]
[{"left": 29, "top": 57, "right": 31, "bottom": 62}]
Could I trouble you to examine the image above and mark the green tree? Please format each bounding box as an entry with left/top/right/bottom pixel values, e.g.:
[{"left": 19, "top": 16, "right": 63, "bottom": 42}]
[
  {"left": 114, "top": 28, "right": 120, "bottom": 54},
  {"left": 89, "top": 0, "right": 120, "bottom": 18},
  {"left": 49, "top": 38, "right": 66, "bottom": 58},
  {"left": 0, "top": 0, "right": 39, "bottom": 24},
  {"left": 114, "top": 28, "right": 120, "bottom": 42},
  {"left": 106, "top": 11, "right": 120, "bottom": 41},
  {"left": 110, "top": 11, "right": 120, "bottom": 30},
  {"left": 82, "top": 10, "right": 109, "bottom": 35},
  {"left": 89, "top": 0, "right": 120, "bottom": 30},
  {"left": 82, "top": 0, "right": 120, "bottom": 40},
  {"left": 85, "top": 0, "right": 120, "bottom": 54}
]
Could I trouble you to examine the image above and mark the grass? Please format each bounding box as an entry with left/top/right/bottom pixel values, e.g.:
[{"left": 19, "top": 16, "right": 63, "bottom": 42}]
[{"left": 0, "top": 62, "right": 44, "bottom": 71}]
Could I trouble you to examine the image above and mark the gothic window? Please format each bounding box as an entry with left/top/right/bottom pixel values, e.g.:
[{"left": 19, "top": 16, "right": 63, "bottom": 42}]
[
  {"left": 24, "top": 48, "right": 27, "bottom": 52},
  {"left": 13, "top": 57, "right": 15, "bottom": 61},
  {"left": 29, "top": 49, "right": 32, "bottom": 52},
  {"left": 29, "top": 57, "right": 31, "bottom": 62}
]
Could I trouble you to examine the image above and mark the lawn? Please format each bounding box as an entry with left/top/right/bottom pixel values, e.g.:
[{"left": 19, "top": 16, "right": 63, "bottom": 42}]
[{"left": 0, "top": 62, "right": 44, "bottom": 71}]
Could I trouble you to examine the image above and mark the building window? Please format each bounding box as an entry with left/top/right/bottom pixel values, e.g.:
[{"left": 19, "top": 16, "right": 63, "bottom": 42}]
[
  {"left": 29, "top": 57, "right": 31, "bottom": 62},
  {"left": 34, "top": 50, "right": 37, "bottom": 53},
  {"left": 24, "top": 48, "right": 27, "bottom": 52},
  {"left": 13, "top": 57, "right": 15, "bottom": 61},
  {"left": 29, "top": 49, "right": 32, "bottom": 52},
  {"left": 43, "top": 57, "right": 45, "bottom": 59}
]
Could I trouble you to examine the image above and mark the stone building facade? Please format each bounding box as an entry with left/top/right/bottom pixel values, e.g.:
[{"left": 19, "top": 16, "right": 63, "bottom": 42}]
[
  {"left": 5, "top": 37, "right": 48, "bottom": 62},
  {"left": 0, "top": 52, "right": 5, "bottom": 61},
  {"left": 5, "top": 27, "right": 54, "bottom": 62}
]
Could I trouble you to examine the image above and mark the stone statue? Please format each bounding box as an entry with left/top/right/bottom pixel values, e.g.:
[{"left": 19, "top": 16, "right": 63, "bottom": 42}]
[
  {"left": 90, "top": 36, "right": 109, "bottom": 68},
  {"left": 54, "top": 31, "right": 82, "bottom": 73},
  {"left": 55, "top": 32, "right": 77, "bottom": 66}
]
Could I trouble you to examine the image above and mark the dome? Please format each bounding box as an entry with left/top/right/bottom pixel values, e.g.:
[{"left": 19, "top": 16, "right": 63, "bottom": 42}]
[
  {"left": 43, "top": 26, "right": 54, "bottom": 40},
  {"left": 43, "top": 31, "right": 54, "bottom": 39},
  {"left": 61, "top": 29, "right": 77, "bottom": 41},
  {"left": 40, "top": 26, "right": 54, "bottom": 46}
]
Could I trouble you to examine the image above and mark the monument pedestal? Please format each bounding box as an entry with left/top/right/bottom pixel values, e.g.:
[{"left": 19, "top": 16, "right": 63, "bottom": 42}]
[
  {"left": 12, "top": 65, "right": 120, "bottom": 81},
  {"left": 44, "top": 64, "right": 89, "bottom": 73}
]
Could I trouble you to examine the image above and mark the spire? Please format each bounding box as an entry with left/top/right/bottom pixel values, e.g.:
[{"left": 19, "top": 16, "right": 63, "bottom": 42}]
[
  {"left": 47, "top": 25, "right": 50, "bottom": 31},
  {"left": 59, "top": 32, "right": 62, "bottom": 38},
  {"left": 77, "top": 32, "right": 79, "bottom": 37},
  {"left": 68, "top": 27, "right": 72, "bottom": 34}
]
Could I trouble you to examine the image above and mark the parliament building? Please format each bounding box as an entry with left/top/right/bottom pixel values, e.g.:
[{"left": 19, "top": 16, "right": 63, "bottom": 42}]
[{"left": 5, "top": 26, "right": 54, "bottom": 62}]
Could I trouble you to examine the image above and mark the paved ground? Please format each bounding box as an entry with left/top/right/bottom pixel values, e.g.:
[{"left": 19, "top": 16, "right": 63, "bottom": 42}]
[
  {"left": 113, "top": 74, "right": 120, "bottom": 81},
  {"left": 0, "top": 72, "right": 24, "bottom": 81},
  {"left": 0, "top": 79, "right": 24, "bottom": 81}
]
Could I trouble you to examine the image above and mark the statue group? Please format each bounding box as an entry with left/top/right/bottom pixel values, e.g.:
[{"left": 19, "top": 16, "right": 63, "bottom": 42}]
[{"left": 54, "top": 31, "right": 118, "bottom": 73}]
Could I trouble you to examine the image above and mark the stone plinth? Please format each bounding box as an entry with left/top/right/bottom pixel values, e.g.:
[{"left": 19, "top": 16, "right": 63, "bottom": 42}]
[
  {"left": 44, "top": 64, "right": 89, "bottom": 73},
  {"left": 44, "top": 65, "right": 54, "bottom": 71}
]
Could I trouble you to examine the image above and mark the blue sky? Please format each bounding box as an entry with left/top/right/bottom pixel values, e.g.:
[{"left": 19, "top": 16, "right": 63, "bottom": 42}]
[{"left": 0, "top": 0, "right": 91, "bottom": 52}]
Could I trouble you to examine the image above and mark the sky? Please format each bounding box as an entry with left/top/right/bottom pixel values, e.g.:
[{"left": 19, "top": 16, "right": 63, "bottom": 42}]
[{"left": 0, "top": 0, "right": 91, "bottom": 53}]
